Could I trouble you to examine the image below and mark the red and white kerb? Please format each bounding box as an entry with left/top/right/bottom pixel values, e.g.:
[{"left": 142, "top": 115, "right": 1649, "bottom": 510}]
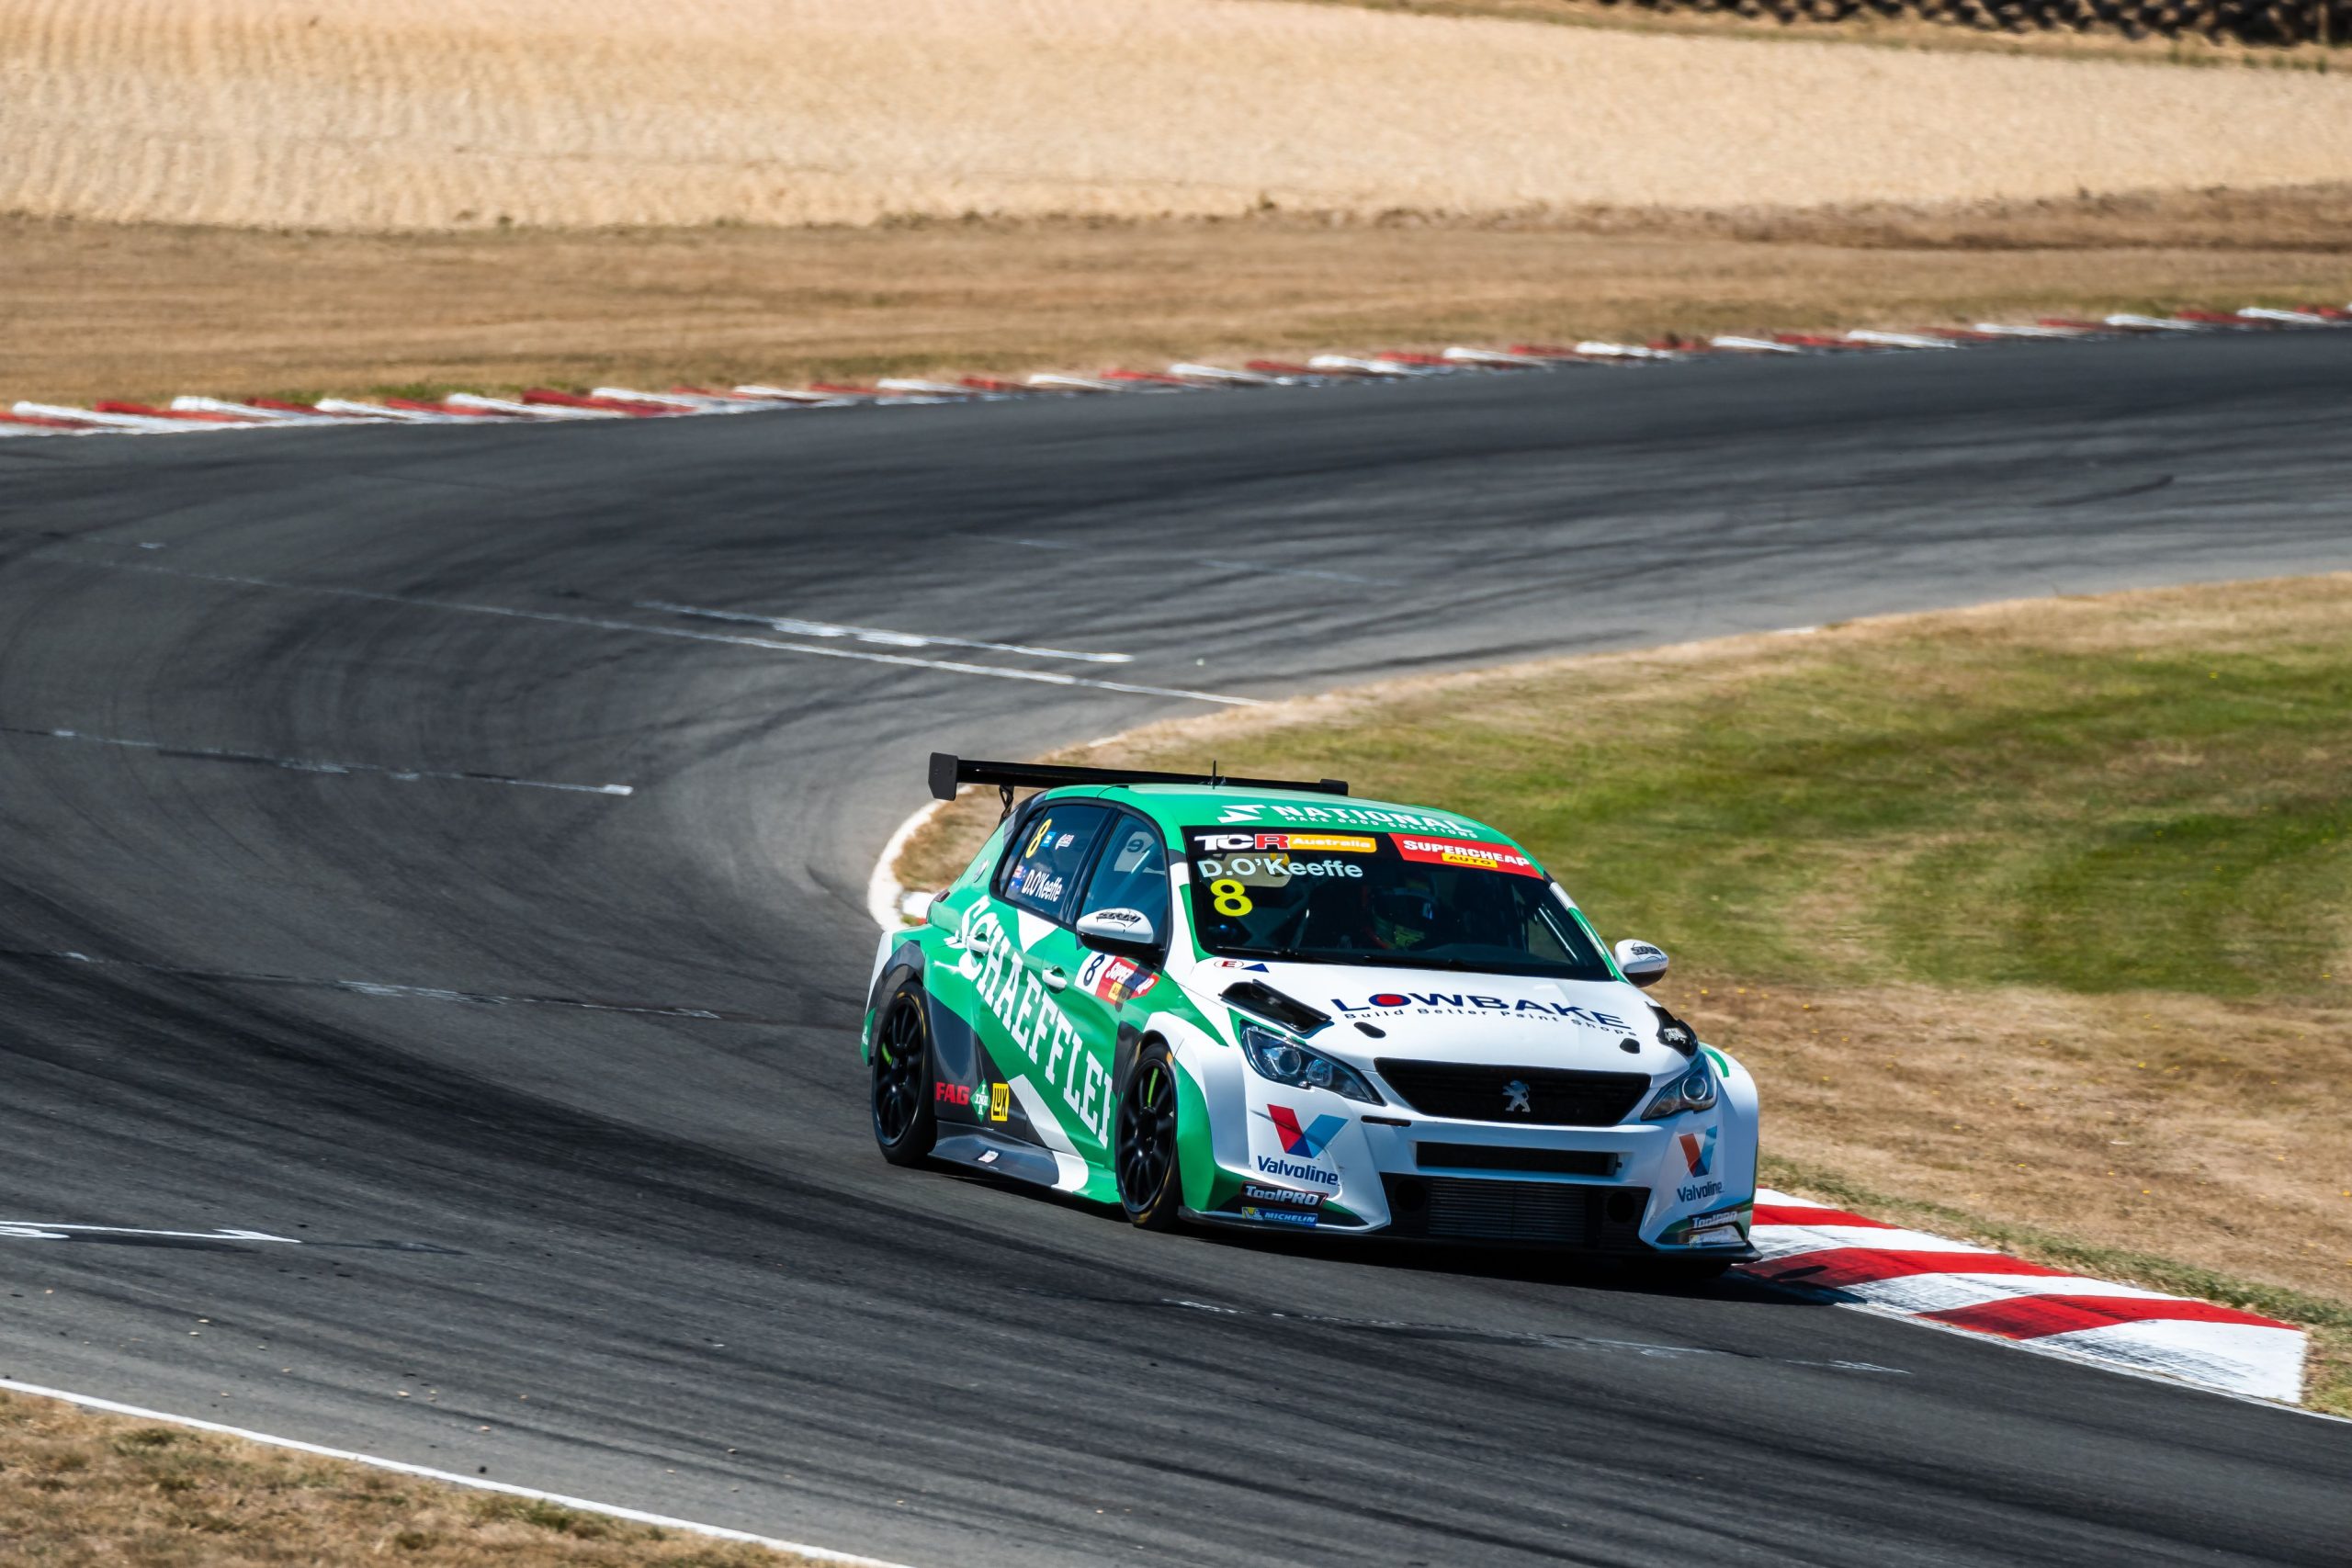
[{"left": 1739, "top": 1190, "right": 2306, "bottom": 1404}]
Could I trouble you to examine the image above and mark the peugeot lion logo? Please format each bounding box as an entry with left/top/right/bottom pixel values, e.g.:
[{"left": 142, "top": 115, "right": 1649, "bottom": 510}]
[{"left": 1501, "top": 1079, "right": 1532, "bottom": 1114}]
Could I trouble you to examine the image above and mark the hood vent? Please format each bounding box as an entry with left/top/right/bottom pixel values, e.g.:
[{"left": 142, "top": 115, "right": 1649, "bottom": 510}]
[{"left": 1221, "top": 980, "right": 1331, "bottom": 1036}]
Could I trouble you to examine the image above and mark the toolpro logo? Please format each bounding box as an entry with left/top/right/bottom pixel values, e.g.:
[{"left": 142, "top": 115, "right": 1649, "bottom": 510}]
[{"left": 1269, "top": 1104, "right": 1345, "bottom": 1158}]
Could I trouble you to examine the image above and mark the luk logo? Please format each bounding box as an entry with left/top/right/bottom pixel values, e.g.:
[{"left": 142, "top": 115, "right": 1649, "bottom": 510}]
[
  {"left": 1679, "top": 1126, "right": 1717, "bottom": 1178},
  {"left": 1267, "top": 1104, "right": 1346, "bottom": 1158}
]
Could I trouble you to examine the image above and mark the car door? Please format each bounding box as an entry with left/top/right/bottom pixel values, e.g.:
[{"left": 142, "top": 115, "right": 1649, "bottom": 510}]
[
  {"left": 1061, "top": 810, "right": 1175, "bottom": 1111},
  {"left": 963, "top": 801, "right": 1119, "bottom": 1168}
]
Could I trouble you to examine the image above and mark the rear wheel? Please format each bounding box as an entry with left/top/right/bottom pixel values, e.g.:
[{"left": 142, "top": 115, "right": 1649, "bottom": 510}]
[
  {"left": 870, "top": 981, "right": 937, "bottom": 1167},
  {"left": 1115, "top": 1043, "right": 1182, "bottom": 1230}
]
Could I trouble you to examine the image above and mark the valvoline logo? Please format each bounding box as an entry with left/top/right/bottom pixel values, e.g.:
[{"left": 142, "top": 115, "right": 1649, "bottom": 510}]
[
  {"left": 1679, "top": 1126, "right": 1717, "bottom": 1178},
  {"left": 1269, "top": 1105, "right": 1346, "bottom": 1158}
]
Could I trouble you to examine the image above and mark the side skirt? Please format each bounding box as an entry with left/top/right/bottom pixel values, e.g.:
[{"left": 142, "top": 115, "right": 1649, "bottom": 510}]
[{"left": 932, "top": 1130, "right": 1066, "bottom": 1190}]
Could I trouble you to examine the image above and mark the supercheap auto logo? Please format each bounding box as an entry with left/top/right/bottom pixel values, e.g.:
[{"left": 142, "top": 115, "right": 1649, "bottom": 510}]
[{"left": 1392, "top": 833, "right": 1540, "bottom": 878}]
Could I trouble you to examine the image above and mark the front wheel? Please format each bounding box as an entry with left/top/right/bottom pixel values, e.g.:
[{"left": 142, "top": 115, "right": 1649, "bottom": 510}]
[
  {"left": 870, "top": 981, "right": 937, "bottom": 1167},
  {"left": 1115, "top": 1042, "right": 1182, "bottom": 1230}
]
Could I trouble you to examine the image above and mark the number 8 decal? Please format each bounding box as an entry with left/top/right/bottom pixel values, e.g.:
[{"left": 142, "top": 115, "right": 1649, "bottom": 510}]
[{"left": 1209, "top": 878, "right": 1253, "bottom": 917}]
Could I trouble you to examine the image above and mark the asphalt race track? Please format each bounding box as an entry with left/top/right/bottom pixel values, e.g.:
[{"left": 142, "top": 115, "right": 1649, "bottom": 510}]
[{"left": 4, "top": 333, "right": 2350, "bottom": 1567}]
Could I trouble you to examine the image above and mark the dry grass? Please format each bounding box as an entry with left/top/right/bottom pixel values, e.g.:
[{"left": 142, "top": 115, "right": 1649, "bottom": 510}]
[
  {"left": 898, "top": 576, "right": 2352, "bottom": 1403},
  {"left": 8, "top": 0, "right": 2352, "bottom": 232},
  {"left": 0, "top": 1390, "right": 813, "bottom": 1566},
  {"left": 7, "top": 192, "right": 2352, "bottom": 404}
]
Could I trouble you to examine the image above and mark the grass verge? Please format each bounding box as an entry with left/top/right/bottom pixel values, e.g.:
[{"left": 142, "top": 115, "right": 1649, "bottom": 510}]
[
  {"left": 899, "top": 574, "right": 2352, "bottom": 1409},
  {"left": 6, "top": 189, "right": 2349, "bottom": 404},
  {"left": 0, "top": 1389, "right": 819, "bottom": 1566}
]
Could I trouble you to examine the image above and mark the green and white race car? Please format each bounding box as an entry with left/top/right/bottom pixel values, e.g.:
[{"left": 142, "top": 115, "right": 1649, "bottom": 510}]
[{"left": 860, "top": 755, "right": 1758, "bottom": 1269}]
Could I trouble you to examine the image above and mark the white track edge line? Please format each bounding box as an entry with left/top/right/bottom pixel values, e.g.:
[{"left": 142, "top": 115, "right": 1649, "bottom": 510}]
[
  {"left": 867, "top": 798, "right": 947, "bottom": 931},
  {"left": 0, "top": 1377, "right": 926, "bottom": 1567}
]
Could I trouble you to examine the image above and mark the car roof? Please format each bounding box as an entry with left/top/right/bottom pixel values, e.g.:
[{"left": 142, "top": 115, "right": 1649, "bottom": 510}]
[{"left": 1037, "top": 782, "right": 1527, "bottom": 847}]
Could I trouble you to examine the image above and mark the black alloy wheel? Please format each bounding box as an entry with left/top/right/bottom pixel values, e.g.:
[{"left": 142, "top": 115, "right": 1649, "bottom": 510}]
[
  {"left": 871, "top": 983, "right": 937, "bottom": 1166},
  {"left": 1116, "top": 1042, "right": 1182, "bottom": 1230}
]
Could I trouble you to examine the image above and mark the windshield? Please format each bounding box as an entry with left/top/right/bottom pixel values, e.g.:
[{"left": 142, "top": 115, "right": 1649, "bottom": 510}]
[{"left": 1182, "top": 828, "right": 1613, "bottom": 979}]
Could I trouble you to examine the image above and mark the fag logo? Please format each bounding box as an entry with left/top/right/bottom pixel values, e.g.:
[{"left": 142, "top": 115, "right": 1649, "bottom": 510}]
[
  {"left": 1679, "top": 1127, "right": 1717, "bottom": 1178},
  {"left": 1267, "top": 1105, "right": 1347, "bottom": 1159}
]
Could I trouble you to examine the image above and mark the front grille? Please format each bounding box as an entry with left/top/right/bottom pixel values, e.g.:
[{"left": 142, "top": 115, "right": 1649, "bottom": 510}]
[
  {"left": 1382, "top": 1177, "right": 1651, "bottom": 1247},
  {"left": 1416, "top": 1143, "right": 1615, "bottom": 1177},
  {"left": 1375, "top": 1060, "right": 1649, "bottom": 1126}
]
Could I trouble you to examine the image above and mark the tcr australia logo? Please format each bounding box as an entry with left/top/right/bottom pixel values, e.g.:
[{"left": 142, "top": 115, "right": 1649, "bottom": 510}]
[
  {"left": 1268, "top": 1105, "right": 1345, "bottom": 1159},
  {"left": 1679, "top": 1126, "right": 1717, "bottom": 1178}
]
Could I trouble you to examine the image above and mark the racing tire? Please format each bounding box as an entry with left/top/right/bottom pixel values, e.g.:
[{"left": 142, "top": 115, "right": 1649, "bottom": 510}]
[
  {"left": 870, "top": 980, "right": 938, "bottom": 1167},
  {"left": 1115, "top": 1041, "right": 1183, "bottom": 1231}
]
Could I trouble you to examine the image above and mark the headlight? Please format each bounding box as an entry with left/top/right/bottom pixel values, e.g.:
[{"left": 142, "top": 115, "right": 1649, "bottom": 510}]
[
  {"left": 1639, "top": 1058, "right": 1717, "bottom": 1121},
  {"left": 1238, "top": 1022, "right": 1382, "bottom": 1104}
]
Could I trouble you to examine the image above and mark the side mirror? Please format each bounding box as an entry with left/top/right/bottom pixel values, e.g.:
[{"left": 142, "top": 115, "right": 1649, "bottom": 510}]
[
  {"left": 1613, "top": 938, "right": 1669, "bottom": 988},
  {"left": 1076, "top": 907, "right": 1159, "bottom": 955}
]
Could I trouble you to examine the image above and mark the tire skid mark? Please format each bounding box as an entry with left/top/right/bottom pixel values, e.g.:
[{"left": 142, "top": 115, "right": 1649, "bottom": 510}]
[
  {"left": 0, "top": 948, "right": 785, "bottom": 1025},
  {"left": 1157, "top": 1296, "right": 1907, "bottom": 1373},
  {"left": 0, "top": 724, "right": 633, "bottom": 795},
  {"left": 44, "top": 553, "right": 1256, "bottom": 705}
]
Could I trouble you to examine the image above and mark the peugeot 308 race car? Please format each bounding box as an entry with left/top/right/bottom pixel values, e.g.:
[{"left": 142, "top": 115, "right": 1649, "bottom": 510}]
[{"left": 861, "top": 755, "right": 1759, "bottom": 1271}]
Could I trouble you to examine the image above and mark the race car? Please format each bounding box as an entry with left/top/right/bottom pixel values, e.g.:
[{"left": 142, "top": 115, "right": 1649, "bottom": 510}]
[{"left": 860, "top": 754, "right": 1758, "bottom": 1270}]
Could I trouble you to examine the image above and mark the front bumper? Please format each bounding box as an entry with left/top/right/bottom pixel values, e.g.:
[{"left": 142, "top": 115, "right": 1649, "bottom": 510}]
[{"left": 1192, "top": 1105, "right": 1758, "bottom": 1256}]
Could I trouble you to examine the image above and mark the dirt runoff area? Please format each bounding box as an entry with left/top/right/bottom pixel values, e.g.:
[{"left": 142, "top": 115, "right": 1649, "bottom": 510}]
[
  {"left": 0, "top": 1390, "right": 819, "bottom": 1567},
  {"left": 8, "top": 0, "right": 2352, "bottom": 231},
  {"left": 7, "top": 187, "right": 2352, "bottom": 405}
]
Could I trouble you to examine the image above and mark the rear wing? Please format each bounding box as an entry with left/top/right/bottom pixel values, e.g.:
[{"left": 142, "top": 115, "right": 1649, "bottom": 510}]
[{"left": 929, "top": 751, "right": 1347, "bottom": 805}]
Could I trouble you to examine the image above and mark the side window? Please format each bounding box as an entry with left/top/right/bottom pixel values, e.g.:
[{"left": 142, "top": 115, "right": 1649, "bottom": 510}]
[
  {"left": 997, "top": 804, "right": 1113, "bottom": 922},
  {"left": 1079, "top": 815, "right": 1171, "bottom": 939}
]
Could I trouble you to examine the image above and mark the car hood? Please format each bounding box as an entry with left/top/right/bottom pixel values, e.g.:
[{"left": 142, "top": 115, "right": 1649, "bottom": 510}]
[{"left": 1185, "top": 958, "right": 1690, "bottom": 1075}]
